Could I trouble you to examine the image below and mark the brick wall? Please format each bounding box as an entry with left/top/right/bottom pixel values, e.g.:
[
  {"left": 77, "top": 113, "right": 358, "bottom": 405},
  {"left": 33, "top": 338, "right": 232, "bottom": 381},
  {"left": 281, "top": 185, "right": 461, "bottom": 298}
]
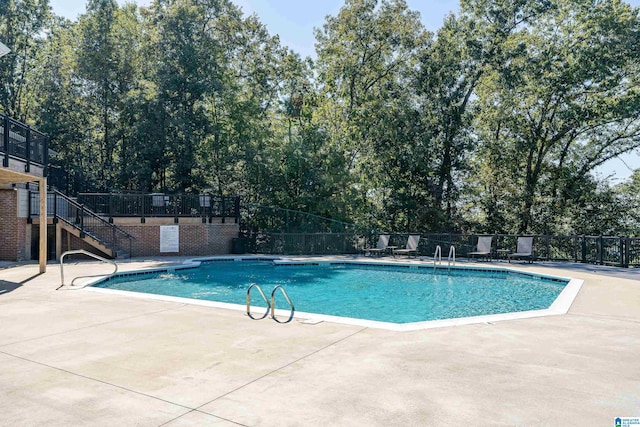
[
  {"left": 16, "top": 215, "right": 239, "bottom": 260},
  {"left": 15, "top": 217, "right": 27, "bottom": 260},
  {"left": 0, "top": 189, "right": 29, "bottom": 261},
  {"left": 112, "top": 218, "right": 238, "bottom": 257}
]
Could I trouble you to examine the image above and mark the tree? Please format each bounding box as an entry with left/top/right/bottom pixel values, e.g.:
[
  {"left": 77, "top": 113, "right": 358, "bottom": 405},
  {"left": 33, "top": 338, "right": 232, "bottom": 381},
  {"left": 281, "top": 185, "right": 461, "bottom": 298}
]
[
  {"left": 473, "top": 0, "right": 640, "bottom": 234},
  {"left": 314, "top": 0, "right": 430, "bottom": 228},
  {"left": 0, "top": 0, "right": 50, "bottom": 120},
  {"left": 33, "top": 17, "right": 95, "bottom": 182},
  {"left": 613, "top": 170, "right": 640, "bottom": 236},
  {"left": 75, "top": 0, "right": 147, "bottom": 188},
  {"left": 145, "top": 0, "right": 234, "bottom": 192}
]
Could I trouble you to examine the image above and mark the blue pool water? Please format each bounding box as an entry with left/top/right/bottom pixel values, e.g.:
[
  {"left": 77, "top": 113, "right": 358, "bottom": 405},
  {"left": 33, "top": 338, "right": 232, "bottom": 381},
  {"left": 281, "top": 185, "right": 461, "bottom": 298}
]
[{"left": 94, "top": 261, "right": 567, "bottom": 324}]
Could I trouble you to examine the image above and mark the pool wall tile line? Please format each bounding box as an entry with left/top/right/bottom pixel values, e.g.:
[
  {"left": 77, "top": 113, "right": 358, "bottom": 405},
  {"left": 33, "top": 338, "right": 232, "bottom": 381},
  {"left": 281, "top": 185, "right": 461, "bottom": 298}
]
[
  {"left": 273, "top": 259, "right": 569, "bottom": 284},
  {"left": 93, "top": 257, "right": 569, "bottom": 288}
]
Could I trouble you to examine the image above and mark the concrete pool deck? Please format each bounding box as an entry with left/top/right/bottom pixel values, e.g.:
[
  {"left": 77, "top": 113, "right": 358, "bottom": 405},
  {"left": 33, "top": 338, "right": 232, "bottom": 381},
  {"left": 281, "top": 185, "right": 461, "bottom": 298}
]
[{"left": 0, "top": 256, "right": 638, "bottom": 426}]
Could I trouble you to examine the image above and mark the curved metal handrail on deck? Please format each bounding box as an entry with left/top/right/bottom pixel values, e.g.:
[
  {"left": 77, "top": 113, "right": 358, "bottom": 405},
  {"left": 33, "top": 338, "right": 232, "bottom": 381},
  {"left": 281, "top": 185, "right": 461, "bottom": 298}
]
[{"left": 59, "top": 249, "right": 118, "bottom": 289}]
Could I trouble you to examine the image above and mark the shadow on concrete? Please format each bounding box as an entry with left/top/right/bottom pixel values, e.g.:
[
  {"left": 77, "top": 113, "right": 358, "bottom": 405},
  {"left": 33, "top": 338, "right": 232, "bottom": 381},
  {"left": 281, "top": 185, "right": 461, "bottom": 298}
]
[
  {"left": 0, "top": 280, "right": 22, "bottom": 295},
  {"left": 0, "top": 273, "right": 44, "bottom": 296}
]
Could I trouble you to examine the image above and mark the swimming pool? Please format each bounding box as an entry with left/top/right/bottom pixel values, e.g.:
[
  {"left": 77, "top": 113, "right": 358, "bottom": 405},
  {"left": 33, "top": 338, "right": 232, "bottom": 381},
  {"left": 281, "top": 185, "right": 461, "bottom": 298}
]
[{"left": 90, "top": 258, "right": 582, "bottom": 330}]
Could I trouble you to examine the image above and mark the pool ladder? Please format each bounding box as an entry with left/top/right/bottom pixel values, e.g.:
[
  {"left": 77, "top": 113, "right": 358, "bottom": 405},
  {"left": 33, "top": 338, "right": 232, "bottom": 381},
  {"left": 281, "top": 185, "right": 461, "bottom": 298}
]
[
  {"left": 246, "top": 283, "right": 295, "bottom": 323},
  {"left": 433, "top": 245, "right": 456, "bottom": 269}
]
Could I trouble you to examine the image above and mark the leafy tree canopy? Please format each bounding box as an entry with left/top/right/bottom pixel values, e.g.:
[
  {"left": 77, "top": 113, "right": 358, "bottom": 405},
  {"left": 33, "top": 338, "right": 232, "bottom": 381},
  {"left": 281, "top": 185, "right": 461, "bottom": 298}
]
[{"left": 2, "top": 0, "right": 639, "bottom": 235}]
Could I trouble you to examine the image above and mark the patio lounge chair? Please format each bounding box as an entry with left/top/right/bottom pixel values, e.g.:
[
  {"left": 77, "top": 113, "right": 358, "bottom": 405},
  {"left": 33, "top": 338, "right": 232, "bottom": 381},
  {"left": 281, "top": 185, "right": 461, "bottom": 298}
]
[
  {"left": 508, "top": 236, "right": 534, "bottom": 263},
  {"left": 365, "top": 234, "right": 390, "bottom": 256},
  {"left": 468, "top": 236, "right": 493, "bottom": 261},
  {"left": 393, "top": 235, "right": 420, "bottom": 257}
]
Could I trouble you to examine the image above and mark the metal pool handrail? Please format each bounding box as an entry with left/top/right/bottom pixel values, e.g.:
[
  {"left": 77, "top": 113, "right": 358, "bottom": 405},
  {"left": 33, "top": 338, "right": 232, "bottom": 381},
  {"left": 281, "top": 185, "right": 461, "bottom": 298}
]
[
  {"left": 246, "top": 283, "right": 295, "bottom": 323},
  {"left": 271, "top": 285, "right": 295, "bottom": 323},
  {"left": 448, "top": 245, "right": 456, "bottom": 267},
  {"left": 434, "top": 245, "right": 442, "bottom": 266},
  {"left": 59, "top": 249, "right": 118, "bottom": 289},
  {"left": 246, "top": 283, "right": 271, "bottom": 320}
]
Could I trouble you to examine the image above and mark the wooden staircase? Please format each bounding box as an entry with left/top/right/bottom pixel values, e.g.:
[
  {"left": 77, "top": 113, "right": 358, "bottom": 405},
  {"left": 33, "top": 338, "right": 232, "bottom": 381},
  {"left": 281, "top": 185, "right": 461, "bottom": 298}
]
[
  {"left": 31, "top": 190, "right": 134, "bottom": 259},
  {"left": 57, "top": 220, "right": 122, "bottom": 258}
]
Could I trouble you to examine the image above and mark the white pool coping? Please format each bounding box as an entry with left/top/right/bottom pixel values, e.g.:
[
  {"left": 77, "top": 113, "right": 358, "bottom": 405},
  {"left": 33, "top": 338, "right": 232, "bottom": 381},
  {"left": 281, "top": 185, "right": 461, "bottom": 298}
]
[{"left": 82, "top": 255, "right": 584, "bottom": 331}]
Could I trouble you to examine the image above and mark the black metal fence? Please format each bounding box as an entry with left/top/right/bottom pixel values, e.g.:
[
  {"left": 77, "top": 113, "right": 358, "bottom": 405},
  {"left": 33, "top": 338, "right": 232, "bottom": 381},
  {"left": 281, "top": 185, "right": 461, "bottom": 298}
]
[
  {"left": 0, "top": 112, "right": 48, "bottom": 172},
  {"left": 243, "top": 232, "right": 640, "bottom": 267},
  {"left": 77, "top": 193, "right": 241, "bottom": 223},
  {"left": 29, "top": 190, "right": 134, "bottom": 257}
]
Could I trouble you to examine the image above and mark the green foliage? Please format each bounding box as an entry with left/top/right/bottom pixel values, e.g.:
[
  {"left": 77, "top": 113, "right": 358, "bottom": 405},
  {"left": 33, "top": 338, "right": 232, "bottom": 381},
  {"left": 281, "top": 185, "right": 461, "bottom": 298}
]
[
  {"left": 315, "top": 0, "right": 431, "bottom": 229},
  {"left": 472, "top": 0, "right": 640, "bottom": 233},
  {"left": 5, "top": 0, "right": 640, "bottom": 236},
  {"left": 0, "top": 0, "right": 50, "bottom": 120}
]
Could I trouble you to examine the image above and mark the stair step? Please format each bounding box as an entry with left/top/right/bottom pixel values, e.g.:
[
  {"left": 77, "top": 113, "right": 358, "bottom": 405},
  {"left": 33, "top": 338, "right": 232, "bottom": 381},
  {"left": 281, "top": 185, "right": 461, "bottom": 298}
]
[{"left": 47, "top": 191, "right": 132, "bottom": 259}]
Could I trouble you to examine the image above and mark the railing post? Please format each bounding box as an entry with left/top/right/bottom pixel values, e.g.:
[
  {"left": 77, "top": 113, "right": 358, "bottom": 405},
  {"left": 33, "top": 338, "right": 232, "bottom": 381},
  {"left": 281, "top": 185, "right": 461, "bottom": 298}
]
[
  {"left": 598, "top": 235, "right": 603, "bottom": 265},
  {"left": 3, "top": 115, "right": 9, "bottom": 167},
  {"left": 25, "top": 125, "right": 31, "bottom": 172},
  {"left": 201, "top": 195, "right": 207, "bottom": 224},
  {"left": 207, "top": 195, "right": 214, "bottom": 223},
  {"left": 221, "top": 197, "right": 226, "bottom": 224},
  {"left": 80, "top": 204, "right": 85, "bottom": 235},
  {"left": 581, "top": 236, "right": 587, "bottom": 263},
  {"left": 174, "top": 195, "right": 179, "bottom": 223},
  {"left": 42, "top": 136, "right": 49, "bottom": 177},
  {"left": 625, "top": 238, "right": 630, "bottom": 268},
  {"left": 52, "top": 190, "right": 57, "bottom": 223},
  {"left": 141, "top": 195, "right": 145, "bottom": 224}
]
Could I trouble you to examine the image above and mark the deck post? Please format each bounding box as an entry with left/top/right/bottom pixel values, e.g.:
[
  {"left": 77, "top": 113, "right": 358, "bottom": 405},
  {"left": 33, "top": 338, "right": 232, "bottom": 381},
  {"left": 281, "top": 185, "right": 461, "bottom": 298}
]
[
  {"left": 39, "top": 177, "right": 47, "bottom": 273},
  {"left": 55, "top": 223, "right": 62, "bottom": 260},
  {"left": 25, "top": 125, "right": 31, "bottom": 173},
  {"left": 3, "top": 115, "right": 9, "bottom": 167}
]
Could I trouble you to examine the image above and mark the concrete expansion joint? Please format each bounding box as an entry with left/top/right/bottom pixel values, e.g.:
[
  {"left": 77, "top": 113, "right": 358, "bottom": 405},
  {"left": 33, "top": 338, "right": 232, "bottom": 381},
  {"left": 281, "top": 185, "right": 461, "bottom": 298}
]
[
  {"left": 193, "top": 327, "right": 369, "bottom": 410},
  {"left": 0, "top": 304, "right": 188, "bottom": 348},
  {"left": 158, "top": 408, "right": 249, "bottom": 427},
  {"left": 0, "top": 348, "right": 196, "bottom": 412},
  {"left": 152, "top": 328, "right": 369, "bottom": 427}
]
